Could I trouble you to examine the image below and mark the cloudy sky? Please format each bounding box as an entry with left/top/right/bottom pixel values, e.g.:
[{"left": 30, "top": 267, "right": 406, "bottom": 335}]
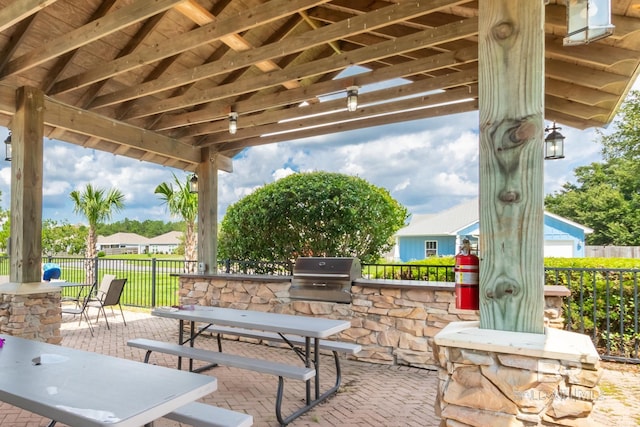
[{"left": 0, "top": 78, "right": 635, "bottom": 226}]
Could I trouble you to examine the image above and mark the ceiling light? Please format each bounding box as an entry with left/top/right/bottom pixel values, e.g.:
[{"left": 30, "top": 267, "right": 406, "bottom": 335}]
[
  {"left": 346, "top": 86, "right": 359, "bottom": 112},
  {"left": 229, "top": 112, "right": 238, "bottom": 134}
]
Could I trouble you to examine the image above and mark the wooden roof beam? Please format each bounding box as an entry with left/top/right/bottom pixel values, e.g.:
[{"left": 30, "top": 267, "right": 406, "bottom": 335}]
[
  {"left": 191, "top": 69, "right": 478, "bottom": 142},
  {"left": 175, "top": 0, "right": 301, "bottom": 90},
  {"left": 155, "top": 46, "right": 478, "bottom": 131},
  {"left": 0, "top": 0, "right": 57, "bottom": 33},
  {"left": 216, "top": 98, "right": 478, "bottom": 153},
  {"left": 42, "top": 96, "right": 201, "bottom": 164},
  {"left": 50, "top": 0, "right": 328, "bottom": 95},
  {"left": 91, "top": 0, "right": 471, "bottom": 110},
  {"left": 0, "top": 0, "right": 184, "bottom": 78},
  {"left": 123, "top": 17, "right": 479, "bottom": 119},
  {"left": 200, "top": 84, "right": 478, "bottom": 147}
]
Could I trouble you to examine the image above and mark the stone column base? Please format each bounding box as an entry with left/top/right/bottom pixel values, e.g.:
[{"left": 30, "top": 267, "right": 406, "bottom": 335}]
[
  {"left": 0, "top": 282, "right": 62, "bottom": 344},
  {"left": 433, "top": 321, "right": 601, "bottom": 427}
]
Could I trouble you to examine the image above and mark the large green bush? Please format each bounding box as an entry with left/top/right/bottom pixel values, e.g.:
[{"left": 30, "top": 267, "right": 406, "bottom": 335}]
[{"left": 218, "top": 172, "right": 408, "bottom": 263}]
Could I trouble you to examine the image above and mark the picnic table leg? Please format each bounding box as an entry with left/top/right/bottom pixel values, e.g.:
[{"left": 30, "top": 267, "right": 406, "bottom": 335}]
[
  {"left": 305, "top": 337, "right": 311, "bottom": 404},
  {"left": 314, "top": 338, "right": 320, "bottom": 400},
  {"left": 176, "top": 319, "right": 184, "bottom": 370}
]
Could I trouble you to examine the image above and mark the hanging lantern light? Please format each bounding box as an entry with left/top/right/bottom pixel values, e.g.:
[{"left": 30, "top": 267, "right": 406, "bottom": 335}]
[
  {"left": 189, "top": 174, "right": 198, "bottom": 193},
  {"left": 4, "top": 132, "right": 11, "bottom": 162},
  {"left": 544, "top": 122, "right": 566, "bottom": 160}
]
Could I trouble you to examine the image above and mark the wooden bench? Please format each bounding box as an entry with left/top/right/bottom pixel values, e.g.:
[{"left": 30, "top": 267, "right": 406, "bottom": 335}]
[
  {"left": 165, "top": 401, "right": 253, "bottom": 427},
  {"left": 127, "top": 338, "right": 315, "bottom": 427}
]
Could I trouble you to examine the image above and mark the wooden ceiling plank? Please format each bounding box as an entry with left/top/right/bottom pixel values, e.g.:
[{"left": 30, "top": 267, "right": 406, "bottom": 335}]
[
  {"left": 546, "top": 58, "right": 630, "bottom": 89},
  {"left": 216, "top": 99, "right": 478, "bottom": 153},
  {"left": 50, "top": 0, "right": 330, "bottom": 95},
  {"left": 0, "top": 0, "right": 57, "bottom": 33},
  {"left": 155, "top": 45, "right": 478, "bottom": 131},
  {"left": 545, "top": 95, "right": 611, "bottom": 120},
  {"left": 92, "top": 0, "right": 471, "bottom": 110},
  {"left": 124, "top": 17, "right": 479, "bottom": 119},
  {"left": 77, "top": 12, "right": 167, "bottom": 108},
  {"left": 200, "top": 84, "right": 478, "bottom": 146},
  {"left": 545, "top": 35, "right": 640, "bottom": 68},
  {"left": 0, "top": 15, "right": 37, "bottom": 71},
  {"left": 175, "top": 0, "right": 301, "bottom": 90},
  {"left": 545, "top": 78, "right": 619, "bottom": 106},
  {"left": 42, "top": 96, "right": 201, "bottom": 164},
  {"left": 41, "top": 0, "right": 120, "bottom": 93},
  {"left": 0, "top": 0, "right": 184, "bottom": 78},
  {"left": 545, "top": 109, "right": 604, "bottom": 130}
]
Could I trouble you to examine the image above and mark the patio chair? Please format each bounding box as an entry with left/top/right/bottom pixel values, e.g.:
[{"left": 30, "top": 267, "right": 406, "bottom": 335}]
[
  {"left": 61, "top": 282, "right": 97, "bottom": 337},
  {"left": 88, "top": 278, "right": 128, "bottom": 329}
]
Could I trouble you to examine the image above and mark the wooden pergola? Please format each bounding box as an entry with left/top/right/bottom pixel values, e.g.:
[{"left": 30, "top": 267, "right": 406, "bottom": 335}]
[{"left": 1, "top": 0, "right": 640, "bottom": 333}]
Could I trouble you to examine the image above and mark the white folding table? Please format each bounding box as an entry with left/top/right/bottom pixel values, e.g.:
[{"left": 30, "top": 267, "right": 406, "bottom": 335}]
[{"left": 0, "top": 334, "right": 217, "bottom": 427}]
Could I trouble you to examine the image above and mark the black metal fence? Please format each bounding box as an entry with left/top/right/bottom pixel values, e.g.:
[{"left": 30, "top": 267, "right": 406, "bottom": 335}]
[
  {"left": 1, "top": 257, "right": 638, "bottom": 363},
  {"left": 545, "top": 267, "right": 640, "bottom": 364}
]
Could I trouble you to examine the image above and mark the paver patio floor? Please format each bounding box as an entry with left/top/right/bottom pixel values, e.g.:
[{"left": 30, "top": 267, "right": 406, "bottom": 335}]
[{"left": 0, "top": 309, "right": 638, "bottom": 426}]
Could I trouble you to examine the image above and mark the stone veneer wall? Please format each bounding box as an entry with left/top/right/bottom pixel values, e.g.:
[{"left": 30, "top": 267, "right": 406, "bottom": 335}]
[
  {"left": 178, "top": 275, "right": 569, "bottom": 369},
  {"left": 0, "top": 289, "right": 62, "bottom": 344},
  {"left": 433, "top": 322, "right": 602, "bottom": 426}
]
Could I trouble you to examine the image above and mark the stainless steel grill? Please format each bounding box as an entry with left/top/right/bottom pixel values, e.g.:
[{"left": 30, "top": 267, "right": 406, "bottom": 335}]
[{"left": 290, "top": 257, "right": 361, "bottom": 303}]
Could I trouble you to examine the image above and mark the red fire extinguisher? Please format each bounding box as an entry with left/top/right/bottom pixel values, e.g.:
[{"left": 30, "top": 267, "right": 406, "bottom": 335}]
[{"left": 455, "top": 238, "right": 479, "bottom": 310}]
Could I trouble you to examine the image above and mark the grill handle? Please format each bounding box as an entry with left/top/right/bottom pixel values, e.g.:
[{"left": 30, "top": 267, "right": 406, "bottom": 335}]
[
  {"left": 312, "top": 282, "right": 327, "bottom": 287},
  {"left": 293, "top": 273, "right": 351, "bottom": 278}
]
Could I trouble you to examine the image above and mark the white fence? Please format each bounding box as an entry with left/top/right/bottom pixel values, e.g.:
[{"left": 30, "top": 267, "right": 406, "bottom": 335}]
[{"left": 585, "top": 246, "right": 640, "bottom": 258}]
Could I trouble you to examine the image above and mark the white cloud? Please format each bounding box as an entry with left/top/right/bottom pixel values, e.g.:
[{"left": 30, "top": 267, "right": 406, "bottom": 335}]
[{"left": 5, "top": 80, "right": 640, "bottom": 224}]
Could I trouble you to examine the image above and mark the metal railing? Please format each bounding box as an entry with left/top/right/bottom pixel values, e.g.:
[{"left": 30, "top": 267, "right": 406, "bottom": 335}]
[
  {"left": 361, "top": 263, "right": 454, "bottom": 282},
  {"left": 1, "top": 257, "right": 638, "bottom": 363},
  {"left": 545, "top": 267, "right": 640, "bottom": 364}
]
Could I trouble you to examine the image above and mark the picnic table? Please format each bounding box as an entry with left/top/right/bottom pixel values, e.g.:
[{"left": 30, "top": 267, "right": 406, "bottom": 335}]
[
  {"left": 0, "top": 334, "right": 217, "bottom": 427},
  {"left": 140, "top": 306, "right": 355, "bottom": 426}
]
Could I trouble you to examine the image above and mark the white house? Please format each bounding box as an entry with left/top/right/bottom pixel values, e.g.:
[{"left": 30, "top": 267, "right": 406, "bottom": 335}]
[{"left": 96, "top": 231, "right": 182, "bottom": 255}]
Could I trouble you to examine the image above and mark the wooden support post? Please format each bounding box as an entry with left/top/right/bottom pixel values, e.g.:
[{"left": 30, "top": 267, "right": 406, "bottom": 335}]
[
  {"left": 9, "top": 86, "right": 44, "bottom": 283},
  {"left": 478, "top": 1, "right": 545, "bottom": 333},
  {"left": 197, "top": 147, "right": 218, "bottom": 274}
]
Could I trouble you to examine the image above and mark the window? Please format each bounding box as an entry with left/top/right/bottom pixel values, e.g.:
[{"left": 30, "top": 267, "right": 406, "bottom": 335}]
[{"left": 425, "top": 241, "right": 437, "bottom": 257}]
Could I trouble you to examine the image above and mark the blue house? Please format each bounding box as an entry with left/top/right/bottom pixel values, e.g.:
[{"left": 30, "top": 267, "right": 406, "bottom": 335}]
[{"left": 394, "top": 199, "right": 592, "bottom": 261}]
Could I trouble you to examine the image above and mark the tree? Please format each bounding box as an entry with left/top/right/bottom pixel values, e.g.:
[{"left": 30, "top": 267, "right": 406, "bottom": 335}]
[
  {"left": 155, "top": 173, "right": 198, "bottom": 271},
  {"left": 218, "top": 171, "right": 408, "bottom": 263},
  {"left": 70, "top": 184, "right": 125, "bottom": 284},
  {"left": 42, "top": 219, "right": 87, "bottom": 256},
  {"left": 545, "top": 90, "right": 640, "bottom": 245}
]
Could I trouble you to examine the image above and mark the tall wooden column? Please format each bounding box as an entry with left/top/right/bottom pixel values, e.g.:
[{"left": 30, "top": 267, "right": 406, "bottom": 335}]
[
  {"left": 9, "top": 86, "right": 44, "bottom": 284},
  {"left": 197, "top": 147, "right": 218, "bottom": 274},
  {"left": 478, "top": 1, "right": 545, "bottom": 333}
]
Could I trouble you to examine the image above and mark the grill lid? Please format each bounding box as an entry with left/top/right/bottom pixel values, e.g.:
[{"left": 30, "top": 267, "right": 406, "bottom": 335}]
[
  {"left": 290, "top": 257, "right": 361, "bottom": 303},
  {"left": 292, "top": 257, "right": 361, "bottom": 277}
]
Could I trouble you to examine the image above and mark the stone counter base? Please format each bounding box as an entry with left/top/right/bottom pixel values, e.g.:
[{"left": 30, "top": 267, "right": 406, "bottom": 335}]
[
  {"left": 433, "top": 322, "right": 602, "bottom": 426},
  {"left": 178, "top": 276, "right": 569, "bottom": 369},
  {"left": 0, "top": 284, "right": 62, "bottom": 343}
]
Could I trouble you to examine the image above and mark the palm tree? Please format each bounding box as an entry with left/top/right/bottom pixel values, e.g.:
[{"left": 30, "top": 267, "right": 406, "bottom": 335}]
[
  {"left": 155, "top": 173, "right": 198, "bottom": 272},
  {"left": 70, "top": 184, "right": 125, "bottom": 284}
]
